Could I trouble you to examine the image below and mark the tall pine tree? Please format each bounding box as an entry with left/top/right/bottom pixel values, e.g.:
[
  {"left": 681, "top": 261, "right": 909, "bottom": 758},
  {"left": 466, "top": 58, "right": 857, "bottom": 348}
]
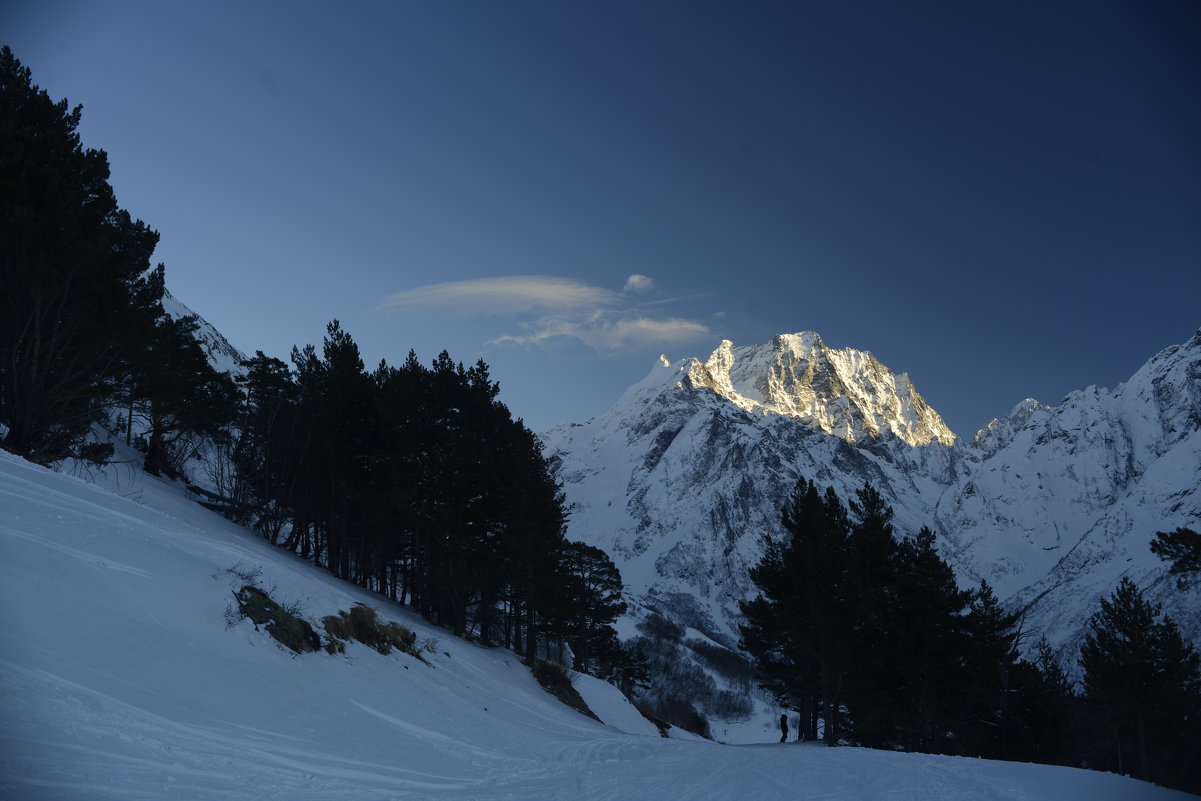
[
  {"left": 889, "top": 526, "right": 972, "bottom": 753},
  {"left": 1079, "top": 577, "right": 1200, "bottom": 787},
  {"left": 842, "top": 483, "right": 902, "bottom": 747},
  {"left": 1, "top": 47, "right": 163, "bottom": 463},
  {"left": 130, "top": 313, "right": 237, "bottom": 477},
  {"left": 558, "top": 541, "right": 627, "bottom": 673},
  {"left": 740, "top": 478, "right": 853, "bottom": 745},
  {"left": 1150, "top": 527, "right": 1201, "bottom": 588}
]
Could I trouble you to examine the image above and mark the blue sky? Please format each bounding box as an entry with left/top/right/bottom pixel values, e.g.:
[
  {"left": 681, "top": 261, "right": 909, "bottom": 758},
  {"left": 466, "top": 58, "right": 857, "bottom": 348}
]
[{"left": 5, "top": 1, "right": 1199, "bottom": 436}]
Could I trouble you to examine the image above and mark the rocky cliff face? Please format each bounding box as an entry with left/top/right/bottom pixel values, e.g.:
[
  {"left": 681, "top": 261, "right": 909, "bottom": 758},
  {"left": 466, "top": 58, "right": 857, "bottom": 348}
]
[
  {"left": 686, "top": 333, "right": 956, "bottom": 447},
  {"left": 933, "top": 331, "right": 1201, "bottom": 658},
  {"left": 542, "top": 330, "right": 1201, "bottom": 673}
]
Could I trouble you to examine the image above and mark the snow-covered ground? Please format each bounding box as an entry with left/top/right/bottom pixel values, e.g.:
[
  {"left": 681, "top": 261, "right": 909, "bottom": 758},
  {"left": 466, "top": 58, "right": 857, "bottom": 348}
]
[{"left": 0, "top": 449, "right": 1189, "bottom": 800}]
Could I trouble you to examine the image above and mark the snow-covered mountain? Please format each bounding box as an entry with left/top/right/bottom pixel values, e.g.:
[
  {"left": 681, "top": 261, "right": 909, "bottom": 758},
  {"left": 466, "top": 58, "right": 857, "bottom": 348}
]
[
  {"left": 935, "top": 332, "right": 1201, "bottom": 658},
  {"left": 543, "top": 331, "right": 1201, "bottom": 671}
]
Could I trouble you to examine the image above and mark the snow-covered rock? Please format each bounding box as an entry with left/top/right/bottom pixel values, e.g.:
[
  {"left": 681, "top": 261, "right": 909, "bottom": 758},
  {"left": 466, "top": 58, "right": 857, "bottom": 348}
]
[{"left": 686, "top": 333, "right": 956, "bottom": 446}]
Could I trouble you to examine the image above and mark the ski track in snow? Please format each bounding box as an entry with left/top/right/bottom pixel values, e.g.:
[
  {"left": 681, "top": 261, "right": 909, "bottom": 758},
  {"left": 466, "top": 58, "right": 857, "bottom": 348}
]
[{"left": 0, "top": 526, "right": 153, "bottom": 579}]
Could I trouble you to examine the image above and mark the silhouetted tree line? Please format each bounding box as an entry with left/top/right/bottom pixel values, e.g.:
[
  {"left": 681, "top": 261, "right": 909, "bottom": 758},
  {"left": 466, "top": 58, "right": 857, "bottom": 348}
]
[
  {"left": 222, "top": 326, "right": 635, "bottom": 675},
  {"left": 741, "top": 478, "right": 1200, "bottom": 792},
  {"left": 0, "top": 46, "right": 237, "bottom": 468},
  {"left": 0, "top": 46, "right": 636, "bottom": 680}
]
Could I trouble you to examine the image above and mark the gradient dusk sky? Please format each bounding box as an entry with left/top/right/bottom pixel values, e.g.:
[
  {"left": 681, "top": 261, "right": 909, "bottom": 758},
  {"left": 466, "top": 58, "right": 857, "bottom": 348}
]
[{"left": 4, "top": 1, "right": 1199, "bottom": 437}]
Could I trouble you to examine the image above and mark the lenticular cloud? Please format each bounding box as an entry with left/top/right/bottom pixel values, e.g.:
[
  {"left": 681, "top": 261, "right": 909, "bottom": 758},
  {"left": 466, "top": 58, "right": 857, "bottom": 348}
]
[{"left": 380, "top": 274, "right": 709, "bottom": 353}]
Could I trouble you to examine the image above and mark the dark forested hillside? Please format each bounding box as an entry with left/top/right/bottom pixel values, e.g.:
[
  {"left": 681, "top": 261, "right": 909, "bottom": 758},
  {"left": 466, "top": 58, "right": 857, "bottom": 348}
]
[
  {"left": 218, "top": 322, "right": 631, "bottom": 673},
  {"left": 0, "top": 47, "right": 631, "bottom": 680}
]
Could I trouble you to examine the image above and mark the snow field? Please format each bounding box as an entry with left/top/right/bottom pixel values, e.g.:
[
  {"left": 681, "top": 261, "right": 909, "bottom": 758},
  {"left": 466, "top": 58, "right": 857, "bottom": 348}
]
[{"left": 0, "top": 450, "right": 1189, "bottom": 800}]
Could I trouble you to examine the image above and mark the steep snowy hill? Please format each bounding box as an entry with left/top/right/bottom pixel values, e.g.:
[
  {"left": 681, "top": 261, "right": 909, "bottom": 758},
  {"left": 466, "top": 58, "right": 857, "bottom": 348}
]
[
  {"left": 3, "top": 452, "right": 1186, "bottom": 799},
  {"left": 543, "top": 331, "right": 1201, "bottom": 673},
  {"left": 162, "top": 289, "right": 247, "bottom": 377}
]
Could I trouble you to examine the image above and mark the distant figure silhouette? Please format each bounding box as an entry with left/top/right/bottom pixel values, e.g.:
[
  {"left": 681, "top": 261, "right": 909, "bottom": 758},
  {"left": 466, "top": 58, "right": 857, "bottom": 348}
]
[{"left": 779, "top": 713, "right": 788, "bottom": 743}]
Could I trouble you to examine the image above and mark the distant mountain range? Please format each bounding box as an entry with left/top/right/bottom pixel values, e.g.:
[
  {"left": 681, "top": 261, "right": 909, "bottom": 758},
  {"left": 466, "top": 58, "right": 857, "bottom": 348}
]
[{"left": 542, "top": 329, "right": 1201, "bottom": 679}]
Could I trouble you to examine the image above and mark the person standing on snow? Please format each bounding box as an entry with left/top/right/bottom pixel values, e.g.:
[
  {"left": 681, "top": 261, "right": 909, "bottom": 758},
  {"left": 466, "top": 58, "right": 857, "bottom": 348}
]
[{"left": 779, "top": 713, "right": 788, "bottom": 743}]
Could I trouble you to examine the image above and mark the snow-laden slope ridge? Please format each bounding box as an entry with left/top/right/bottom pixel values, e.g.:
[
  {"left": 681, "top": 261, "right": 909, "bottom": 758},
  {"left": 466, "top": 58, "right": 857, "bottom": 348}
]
[
  {"left": 935, "top": 328, "right": 1201, "bottom": 657},
  {"left": 162, "top": 288, "right": 247, "bottom": 377},
  {"left": 4, "top": 453, "right": 1184, "bottom": 799},
  {"left": 545, "top": 329, "right": 1201, "bottom": 684}
]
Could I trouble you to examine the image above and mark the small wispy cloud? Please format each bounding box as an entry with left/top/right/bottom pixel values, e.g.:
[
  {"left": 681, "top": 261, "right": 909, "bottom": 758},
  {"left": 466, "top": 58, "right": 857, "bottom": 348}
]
[
  {"left": 623, "top": 274, "right": 655, "bottom": 293},
  {"left": 490, "top": 314, "right": 709, "bottom": 354},
  {"left": 378, "top": 275, "right": 613, "bottom": 315},
  {"left": 379, "top": 274, "right": 709, "bottom": 354}
]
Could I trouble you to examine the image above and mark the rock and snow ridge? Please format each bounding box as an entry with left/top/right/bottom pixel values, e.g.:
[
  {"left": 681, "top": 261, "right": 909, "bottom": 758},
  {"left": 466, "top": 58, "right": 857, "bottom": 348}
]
[
  {"left": 935, "top": 329, "right": 1201, "bottom": 659},
  {"left": 686, "top": 333, "right": 956, "bottom": 447},
  {"left": 543, "top": 330, "right": 1201, "bottom": 679}
]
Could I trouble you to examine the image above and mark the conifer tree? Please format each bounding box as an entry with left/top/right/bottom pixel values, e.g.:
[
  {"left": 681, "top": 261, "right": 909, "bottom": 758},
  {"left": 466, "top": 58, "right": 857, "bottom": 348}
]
[
  {"left": 1150, "top": 527, "right": 1201, "bottom": 588},
  {"left": 222, "top": 321, "right": 610, "bottom": 671},
  {"left": 740, "top": 478, "right": 853, "bottom": 745},
  {"left": 954, "top": 580, "right": 1023, "bottom": 758},
  {"left": 497, "top": 421, "right": 571, "bottom": 659},
  {"left": 1, "top": 46, "right": 163, "bottom": 463},
  {"left": 605, "top": 640, "right": 651, "bottom": 697},
  {"left": 740, "top": 529, "right": 816, "bottom": 734},
  {"left": 559, "top": 541, "right": 627, "bottom": 673},
  {"left": 741, "top": 478, "right": 1047, "bottom": 756},
  {"left": 1079, "top": 577, "right": 1200, "bottom": 785},
  {"left": 1003, "top": 638, "right": 1076, "bottom": 766},
  {"left": 370, "top": 352, "right": 427, "bottom": 601},
  {"left": 889, "top": 526, "right": 972, "bottom": 752},
  {"left": 313, "top": 320, "right": 377, "bottom": 579},
  {"left": 126, "top": 313, "right": 237, "bottom": 477},
  {"left": 229, "top": 353, "right": 299, "bottom": 538},
  {"left": 843, "top": 483, "right": 901, "bottom": 746}
]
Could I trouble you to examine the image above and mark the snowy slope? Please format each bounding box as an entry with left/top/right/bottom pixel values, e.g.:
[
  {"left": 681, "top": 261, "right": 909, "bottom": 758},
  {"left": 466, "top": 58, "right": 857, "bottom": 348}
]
[
  {"left": 162, "top": 289, "right": 247, "bottom": 378},
  {"left": 0, "top": 451, "right": 1189, "bottom": 799},
  {"left": 543, "top": 330, "right": 1201, "bottom": 677}
]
